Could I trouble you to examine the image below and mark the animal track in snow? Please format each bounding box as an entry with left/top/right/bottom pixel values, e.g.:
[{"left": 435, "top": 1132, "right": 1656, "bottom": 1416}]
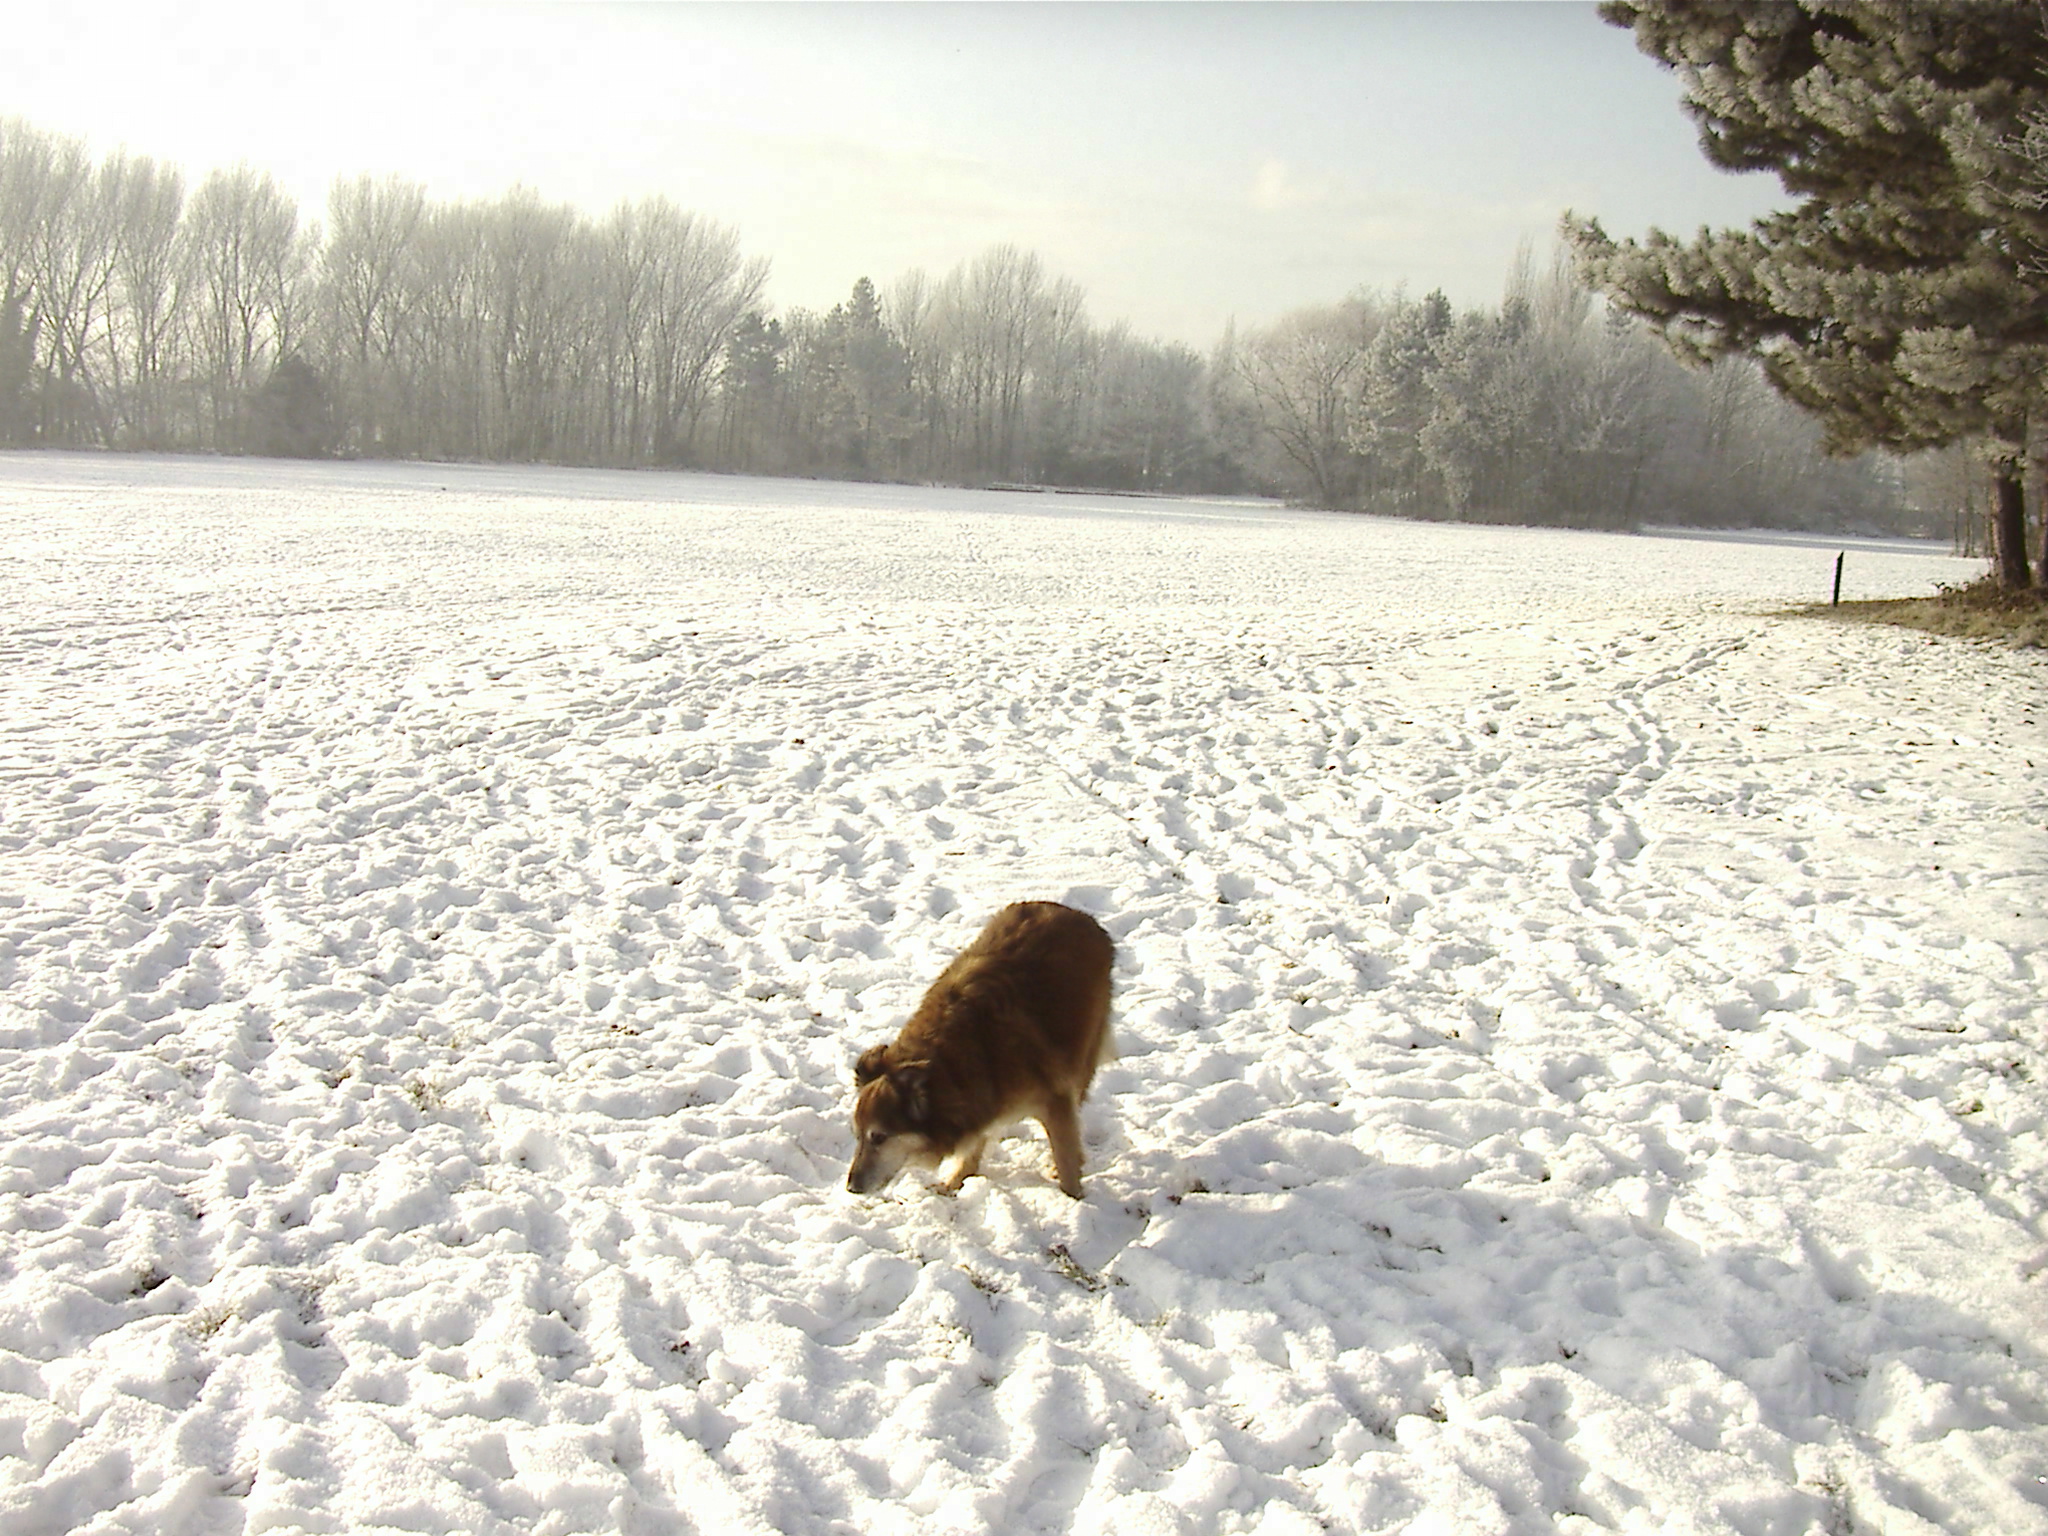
[{"left": 0, "top": 459, "right": 2042, "bottom": 1536}]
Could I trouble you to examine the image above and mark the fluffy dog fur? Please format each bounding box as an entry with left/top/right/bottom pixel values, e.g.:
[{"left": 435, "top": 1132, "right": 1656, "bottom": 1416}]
[{"left": 846, "top": 902, "right": 1114, "bottom": 1199}]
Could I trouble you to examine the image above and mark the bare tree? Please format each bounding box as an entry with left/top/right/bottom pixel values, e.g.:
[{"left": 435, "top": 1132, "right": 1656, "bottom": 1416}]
[
  {"left": 630, "top": 198, "right": 765, "bottom": 464},
  {"left": 1025, "top": 276, "right": 1092, "bottom": 482},
  {"left": 0, "top": 109, "right": 1929, "bottom": 531},
  {"left": 479, "top": 187, "right": 585, "bottom": 460},
  {"left": 0, "top": 120, "right": 77, "bottom": 444},
  {"left": 1232, "top": 298, "right": 1375, "bottom": 508},
  {"left": 186, "top": 164, "right": 302, "bottom": 449},
  {"left": 392, "top": 199, "right": 490, "bottom": 458},
  {"left": 590, "top": 199, "right": 658, "bottom": 463},
  {"left": 937, "top": 245, "right": 1048, "bottom": 480},
  {"left": 27, "top": 138, "right": 125, "bottom": 446},
  {"left": 886, "top": 267, "right": 953, "bottom": 479},
  {"left": 322, "top": 173, "right": 426, "bottom": 455},
  {"left": 110, "top": 155, "right": 187, "bottom": 448}
]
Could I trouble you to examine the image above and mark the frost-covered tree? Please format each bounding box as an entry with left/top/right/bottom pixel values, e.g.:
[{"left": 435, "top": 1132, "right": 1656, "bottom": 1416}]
[
  {"left": 1566, "top": 1, "right": 2048, "bottom": 586},
  {"left": 1419, "top": 299, "right": 1541, "bottom": 522},
  {"left": 776, "top": 277, "right": 916, "bottom": 479},
  {"left": 1418, "top": 249, "right": 1661, "bottom": 528},
  {"left": 1079, "top": 329, "right": 1208, "bottom": 491},
  {"left": 0, "top": 107, "right": 1926, "bottom": 521},
  {"left": 1351, "top": 288, "right": 1452, "bottom": 517},
  {"left": 1229, "top": 298, "right": 1377, "bottom": 509}
]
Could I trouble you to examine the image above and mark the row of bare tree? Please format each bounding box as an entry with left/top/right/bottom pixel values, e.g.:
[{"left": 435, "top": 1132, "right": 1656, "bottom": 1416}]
[
  {"left": 0, "top": 120, "right": 766, "bottom": 463},
  {"left": 1, "top": 116, "right": 1925, "bottom": 532}
]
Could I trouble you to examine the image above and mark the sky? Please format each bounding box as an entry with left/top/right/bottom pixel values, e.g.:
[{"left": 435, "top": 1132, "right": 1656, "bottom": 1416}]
[{"left": 0, "top": 2, "right": 1794, "bottom": 345}]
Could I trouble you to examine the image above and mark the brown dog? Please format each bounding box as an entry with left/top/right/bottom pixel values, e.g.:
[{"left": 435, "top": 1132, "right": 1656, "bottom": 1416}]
[{"left": 846, "top": 902, "right": 1114, "bottom": 1199}]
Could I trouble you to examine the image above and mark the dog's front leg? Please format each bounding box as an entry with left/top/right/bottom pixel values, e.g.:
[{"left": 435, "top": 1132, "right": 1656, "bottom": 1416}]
[{"left": 938, "top": 1135, "right": 987, "bottom": 1194}]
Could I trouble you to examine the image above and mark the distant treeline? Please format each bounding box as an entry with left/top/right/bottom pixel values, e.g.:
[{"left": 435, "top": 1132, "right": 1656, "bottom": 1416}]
[{"left": 0, "top": 116, "right": 1949, "bottom": 534}]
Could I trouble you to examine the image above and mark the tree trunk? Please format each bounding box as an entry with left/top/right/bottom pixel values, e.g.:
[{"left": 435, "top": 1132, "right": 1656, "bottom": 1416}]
[
  {"left": 2035, "top": 478, "right": 2048, "bottom": 588},
  {"left": 2031, "top": 489, "right": 2048, "bottom": 593},
  {"left": 2031, "top": 410, "right": 2048, "bottom": 588},
  {"left": 2034, "top": 435, "right": 2048, "bottom": 587},
  {"left": 1992, "top": 459, "right": 2031, "bottom": 589}
]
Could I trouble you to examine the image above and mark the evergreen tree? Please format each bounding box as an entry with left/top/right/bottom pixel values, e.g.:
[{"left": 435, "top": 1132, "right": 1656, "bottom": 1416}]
[
  {"left": 836, "top": 277, "right": 885, "bottom": 472},
  {"left": 1352, "top": 289, "right": 1453, "bottom": 517},
  {"left": 716, "top": 310, "right": 786, "bottom": 470},
  {"left": 1566, "top": 1, "right": 2048, "bottom": 586},
  {"left": 0, "top": 289, "right": 31, "bottom": 446},
  {"left": 837, "top": 277, "right": 913, "bottom": 476},
  {"left": 252, "top": 351, "right": 335, "bottom": 458}
]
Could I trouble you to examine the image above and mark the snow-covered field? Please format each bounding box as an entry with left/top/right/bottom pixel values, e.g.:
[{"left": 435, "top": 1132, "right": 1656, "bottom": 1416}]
[{"left": 2, "top": 451, "right": 2043, "bottom": 1536}]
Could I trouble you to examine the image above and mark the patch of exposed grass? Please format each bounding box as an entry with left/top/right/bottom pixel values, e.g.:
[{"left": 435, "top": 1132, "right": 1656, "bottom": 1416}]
[{"left": 1783, "top": 578, "right": 2048, "bottom": 648}]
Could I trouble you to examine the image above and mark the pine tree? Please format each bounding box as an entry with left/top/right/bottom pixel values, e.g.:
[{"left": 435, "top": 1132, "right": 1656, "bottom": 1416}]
[
  {"left": 716, "top": 311, "right": 785, "bottom": 470},
  {"left": 1352, "top": 289, "right": 1453, "bottom": 517},
  {"left": 252, "top": 351, "right": 334, "bottom": 458},
  {"left": 840, "top": 277, "right": 913, "bottom": 477},
  {"left": 1566, "top": 1, "right": 2048, "bottom": 586}
]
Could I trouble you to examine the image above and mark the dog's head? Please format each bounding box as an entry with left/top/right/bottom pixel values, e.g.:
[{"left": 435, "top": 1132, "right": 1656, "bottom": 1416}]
[{"left": 846, "top": 1043, "right": 935, "bottom": 1195}]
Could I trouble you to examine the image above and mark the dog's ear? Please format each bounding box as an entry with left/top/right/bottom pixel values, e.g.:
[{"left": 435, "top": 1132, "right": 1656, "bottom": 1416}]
[
  {"left": 854, "top": 1044, "right": 890, "bottom": 1085},
  {"left": 894, "top": 1065, "right": 929, "bottom": 1125}
]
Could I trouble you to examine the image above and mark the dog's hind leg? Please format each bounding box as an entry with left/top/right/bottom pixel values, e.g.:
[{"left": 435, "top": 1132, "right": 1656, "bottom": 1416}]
[{"left": 1040, "top": 1096, "right": 1085, "bottom": 1199}]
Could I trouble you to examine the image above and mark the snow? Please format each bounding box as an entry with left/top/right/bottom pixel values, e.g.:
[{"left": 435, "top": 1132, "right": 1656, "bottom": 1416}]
[{"left": 0, "top": 449, "right": 2043, "bottom": 1536}]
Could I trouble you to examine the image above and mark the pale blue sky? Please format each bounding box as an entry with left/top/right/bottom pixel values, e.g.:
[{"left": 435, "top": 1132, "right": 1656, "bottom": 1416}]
[{"left": 5, "top": 2, "right": 1790, "bottom": 342}]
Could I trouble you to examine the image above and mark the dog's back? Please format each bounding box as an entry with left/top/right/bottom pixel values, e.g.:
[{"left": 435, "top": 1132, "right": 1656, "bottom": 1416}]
[
  {"left": 847, "top": 902, "right": 1114, "bottom": 1198},
  {"left": 901, "top": 901, "right": 1113, "bottom": 1107}
]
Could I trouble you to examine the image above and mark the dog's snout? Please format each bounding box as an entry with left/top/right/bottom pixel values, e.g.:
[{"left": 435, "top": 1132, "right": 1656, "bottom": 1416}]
[{"left": 845, "top": 1133, "right": 906, "bottom": 1196}]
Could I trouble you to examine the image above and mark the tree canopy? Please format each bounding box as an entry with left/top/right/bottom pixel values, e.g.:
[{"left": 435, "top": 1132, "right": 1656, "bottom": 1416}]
[{"left": 1566, "top": 0, "right": 2048, "bottom": 585}]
